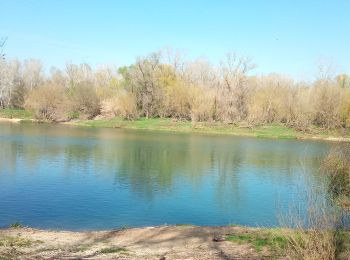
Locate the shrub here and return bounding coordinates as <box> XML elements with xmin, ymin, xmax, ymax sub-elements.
<box><xmin>100</xmin><ymin>91</ymin><xmax>138</xmax><ymax>120</ymax></box>
<box><xmin>310</xmin><ymin>83</ymin><xmax>343</xmax><ymax>129</ymax></box>
<box><xmin>163</xmin><ymin>81</ymin><xmax>191</xmax><ymax>120</ymax></box>
<box><xmin>280</xmin><ymin>150</ymin><xmax>350</xmax><ymax>260</ymax></box>
<box><xmin>68</xmin><ymin>82</ymin><xmax>100</xmax><ymax>119</ymax></box>
<box><xmin>10</xmin><ymin>221</ymin><xmax>23</xmax><ymax>228</ymax></box>
<box><xmin>281</xmin><ymin>192</ymin><xmax>339</xmax><ymax>260</ymax></box>
<box><xmin>189</xmin><ymin>86</ymin><xmax>215</xmax><ymax>122</ymax></box>
<box><xmin>247</xmin><ymin>84</ymin><xmax>284</xmax><ymax>125</ymax></box>
<box><xmin>10</xmin><ymin>82</ymin><xmax>27</xmax><ymax>109</ymax></box>
<box><xmin>25</xmin><ymin>83</ymin><xmax>68</xmax><ymax>121</ymax></box>
<box><xmin>323</xmin><ymin>144</ymin><xmax>350</xmax><ymax>206</ymax></box>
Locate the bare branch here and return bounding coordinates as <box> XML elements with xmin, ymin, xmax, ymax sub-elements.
<box><xmin>0</xmin><ymin>37</ymin><xmax>8</xmax><ymax>60</ymax></box>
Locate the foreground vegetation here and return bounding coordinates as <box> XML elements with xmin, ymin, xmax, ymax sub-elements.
<box><xmin>284</xmin><ymin>143</ymin><xmax>350</xmax><ymax>260</ymax></box>
<box><xmin>323</xmin><ymin>144</ymin><xmax>350</xmax><ymax>211</ymax></box>
<box><xmin>1</xmin><ymin>50</ymin><xmax>350</xmax><ymax>133</ymax></box>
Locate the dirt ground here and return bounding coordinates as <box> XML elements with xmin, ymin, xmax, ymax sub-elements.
<box><xmin>0</xmin><ymin>226</ymin><xmax>278</xmax><ymax>260</ymax></box>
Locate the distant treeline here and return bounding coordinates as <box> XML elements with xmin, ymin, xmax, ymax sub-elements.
<box><xmin>1</xmin><ymin>50</ymin><xmax>350</xmax><ymax>130</ymax></box>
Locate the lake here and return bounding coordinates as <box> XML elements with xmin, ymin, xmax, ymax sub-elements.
<box><xmin>0</xmin><ymin>122</ymin><xmax>332</xmax><ymax>230</ymax></box>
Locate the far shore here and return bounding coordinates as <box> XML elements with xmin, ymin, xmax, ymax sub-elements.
<box><xmin>1</xmin><ymin>115</ymin><xmax>350</xmax><ymax>143</ymax></box>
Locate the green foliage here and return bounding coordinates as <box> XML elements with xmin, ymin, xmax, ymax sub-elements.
<box><xmin>10</xmin><ymin>82</ymin><xmax>27</xmax><ymax>108</ymax></box>
<box><xmin>67</xmin><ymin>111</ymin><xmax>80</xmax><ymax>120</ymax></box>
<box><xmin>253</xmin><ymin>124</ymin><xmax>297</xmax><ymax>139</ymax></box>
<box><xmin>227</xmin><ymin>223</ymin><xmax>245</xmax><ymax>227</ymax></box>
<box><xmin>226</xmin><ymin>231</ymin><xmax>288</xmax><ymax>252</ymax></box>
<box><xmin>10</xmin><ymin>221</ymin><xmax>23</xmax><ymax>228</ymax></box>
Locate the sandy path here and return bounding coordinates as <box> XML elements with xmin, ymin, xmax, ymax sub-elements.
<box><xmin>0</xmin><ymin>226</ymin><xmax>275</xmax><ymax>260</ymax></box>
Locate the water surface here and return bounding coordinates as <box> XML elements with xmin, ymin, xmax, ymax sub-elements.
<box><xmin>0</xmin><ymin>122</ymin><xmax>331</xmax><ymax>230</ymax></box>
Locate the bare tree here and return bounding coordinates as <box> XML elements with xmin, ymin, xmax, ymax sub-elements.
<box><xmin>23</xmin><ymin>59</ymin><xmax>43</xmax><ymax>91</ymax></box>
<box><xmin>182</xmin><ymin>58</ymin><xmax>218</xmax><ymax>88</ymax></box>
<box><xmin>50</xmin><ymin>67</ymin><xmax>67</xmax><ymax>87</ymax></box>
<box><xmin>0</xmin><ymin>59</ymin><xmax>21</xmax><ymax>108</ymax></box>
<box><xmin>65</xmin><ymin>63</ymin><xmax>93</xmax><ymax>88</ymax></box>
<box><xmin>164</xmin><ymin>47</ymin><xmax>187</xmax><ymax>77</ymax></box>
<box><xmin>0</xmin><ymin>37</ymin><xmax>7</xmax><ymax>60</ymax></box>
<box><xmin>219</xmin><ymin>53</ymin><xmax>255</xmax><ymax>123</ymax></box>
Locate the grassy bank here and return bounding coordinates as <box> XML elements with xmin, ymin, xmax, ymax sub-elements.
<box><xmin>69</xmin><ymin>117</ymin><xmax>350</xmax><ymax>141</ymax></box>
<box><xmin>0</xmin><ymin>108</ymin><xmax>33</xmax><ymax>120</ymax></box>
<box><xmin>1</xmin><ymin>109</ymin><xmax>350</xmax><ymax>141</ymax></box>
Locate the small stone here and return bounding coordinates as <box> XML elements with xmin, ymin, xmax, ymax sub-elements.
<box><xmin>213</xmin><ymin>235</ymin><xmax>225</xmax><ymax>242</ymax></box>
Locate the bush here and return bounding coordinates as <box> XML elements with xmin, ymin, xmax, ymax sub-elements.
<box><xmin>25</xmin><ymin>84</ymin><xmax>68</xmax><ymax>121</ymax></box>
<box><xmin>247</xmin><ymin>84</ymin><xmax>284</xmax><ymax>125</ymax></box>
<box><xmin>68</xmin><ymin>82</ymin><xmax>100</xmax><ymax>119</ymax></box>
<box><xmin>10</xmin><ymin>82</ymin><xmax>27</xmax><ymax>109</ymax></box>
<box><xmin>189</xmin><ymin>86</ymin><xmax>215</xmax><ymax>122</ymax></box>
<box><xmin>100</xmin><ymin>91</ymin><xmax>138</xmax><ymax>120</ymax></box>
<box><xmin>281</xmin><ymin>186</ymin><xmax>340</xmax><ymax>260</ymax></box>
<box><xmin>311</xmin><ymin>83</ymin><xmax>343</xmax><ymax>129</ymax></box>
<box><xmin>163</xmin><ymin>81</ymin><xmax>191</xmax><ymax>120</ymax></box>
<box><xmin>10</xmin><ymin>221</ymin><xmax>23</xmax><ymax>228</ymax></box>
<box><xmin>323</xmin><ymin>145</ymin><xmax>350</xmax><ymax>204</ymax></box>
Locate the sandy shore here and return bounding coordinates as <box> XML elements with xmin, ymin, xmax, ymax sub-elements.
<box><xmin>0</xmin><ymin>226</ymin><xmax>280</xmax><ymax>260</ymax></box>
<box><xmin>0</xmin><ymin>117</ymin><xmax>22</xmax><ymax>123</ymax></box>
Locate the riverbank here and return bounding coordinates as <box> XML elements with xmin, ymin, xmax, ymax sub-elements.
<box><xmin>1</xmin><ymin>225</ymin><xmax>349</xmax><ymax>259</ymax></box>
<box><xmin>0</xmin><ymin>225</ymin><xmax>298</xmax><ymax>260</ymax></box>
<box><xmin>1</xmin><ymin>226</ymin><xmax>256</xmax><ymax>259</ymax></box>
<box><xmin>69</xmin><ymin>118</ymin><xmax>350</xmax><ymax>142</ymax></box>
<box><xmin>1</xmin><ymin>109</ymin><xmax>350</xmax><ymax>142</ymax></box>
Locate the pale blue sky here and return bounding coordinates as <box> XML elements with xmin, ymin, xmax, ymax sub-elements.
<box><xmin>1</xmin><ymin>0</ymin><xmax>350</xmax><ymax>79</ymax></box>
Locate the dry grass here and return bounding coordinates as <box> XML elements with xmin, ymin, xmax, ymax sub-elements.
<box><xmin>280</xmin><ymin>146</ymin><xmax>350</xmax><ymax>260</ymax></box>
<box><xmin>323</xmin><ymin>144</ymin><xmax>350</xmax><ymax>208</ymax></box>
<box><xmin>282</xmin><ymin>201</ymin><xmax>339</xmax><ymax>260</ymax></box>
<box><xmin>285</xmin><ymin>229</ymin><xmax>336</xmax><ymax>260</ymax></box>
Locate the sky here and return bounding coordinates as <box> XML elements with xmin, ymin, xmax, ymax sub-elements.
<box><xmin>1</xmin><ymin>0</ymin><xmax>350</xmax><ymax>79</ymax></box>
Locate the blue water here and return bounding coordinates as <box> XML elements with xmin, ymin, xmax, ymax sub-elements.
<box><xmin>0</xmin><ymin>122</ymin><xmax>331</xmax><ymax>230</ymax></box>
